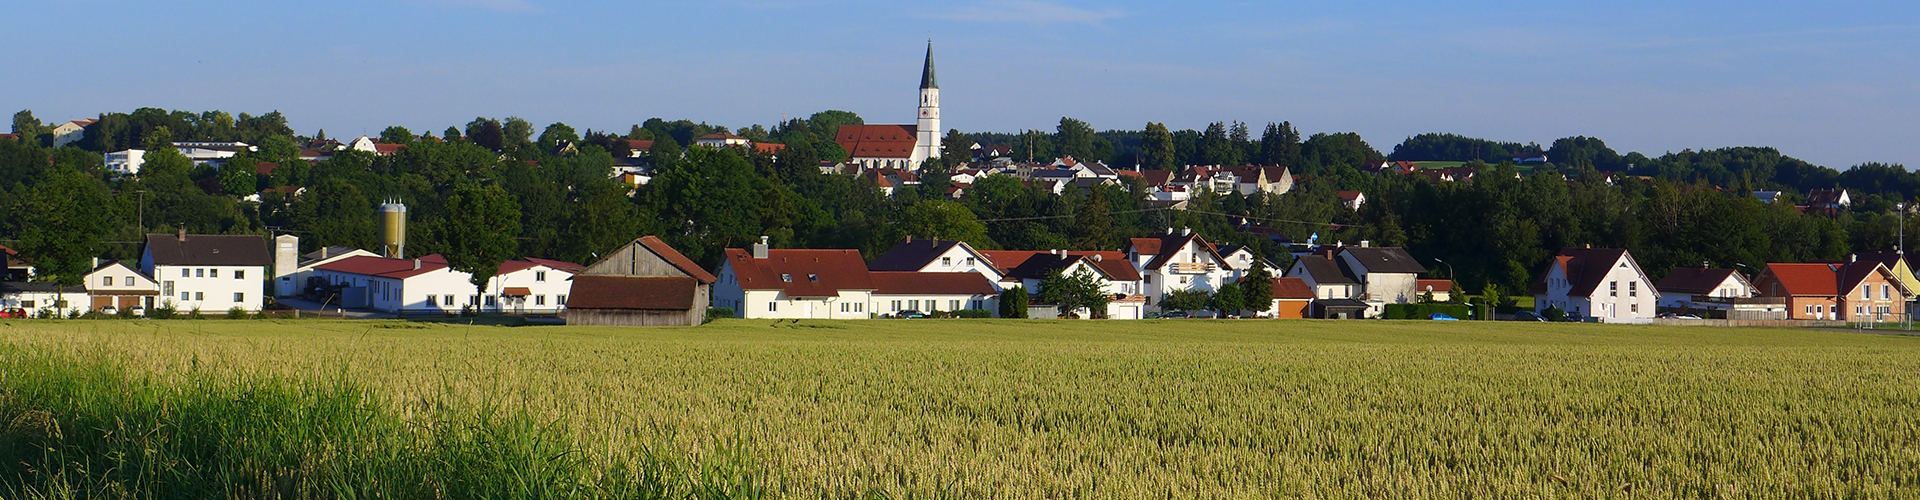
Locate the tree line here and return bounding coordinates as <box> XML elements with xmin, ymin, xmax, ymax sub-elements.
<box><xmin>3</xmin><ymin>107</ymin><xmax>1916</xmax><ymax>301</ymax></box>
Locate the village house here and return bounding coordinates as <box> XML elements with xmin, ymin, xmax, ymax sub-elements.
<box><xmin>51</xmin><ymin>118</ymin><xmax>96</xmax><ymax>148</ymax></box>
<box><xmin>1655</xmin><ymin>267</ymin><xmax>1756</xmax><ymax>310</ymax></box>
<box><xmin>1126</xmin><ymin>229</ymin><xmax>1235</xmax><ymax>313</ymax></box>
<box><xmin>868</xmin><ymin>238</ymin><xmax>1006</xmax><ymax>289</ymax></box>
<box><xmin>1752</xmin><ymin>260</ymin><xmax>1909</xmax><ymax>322</ymax></box>
<box><xmin>564</xmin><ymin>236</ymin><xmax>717</xmax><ymax>326</ymax></box>
<box><xmin>1415</xmin><ymin>279</ymin><xmax>1452</xmax><ymax>302</ymax></box>
<box><xmin>981</xmin><ymin>249</ymin><xmax>1145</xmax><ymax>319</ymax></box>
<box><xmin>141</xmin><ymin>231</ymin><xmax>271</xmax><ymax>313</ymax></box>
<box><xmin>311</xmin><ymin>254</ymin><xmax>579</xmax><ymax>314</ymax></box>
<box><xmin>83</xmin><ymin>260</ymin><xmax>160</xmax><ymax>314</ymax></box>
<box><xmin>1529</xmin><ymin>248</ymin><xmax>1658</xmax><ymax>322</ymax></box>
<box><xmin>714</xmin><ymin>242</ymin><xmax>877</xmax><ymax>319</ymax></box>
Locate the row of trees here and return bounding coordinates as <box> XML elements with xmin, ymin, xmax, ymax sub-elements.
<box><xmin>5</xmin><ymin>107</ymin><xmax>1917</xmax><ymax>306</ymax></box>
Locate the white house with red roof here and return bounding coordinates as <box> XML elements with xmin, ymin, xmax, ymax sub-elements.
<box><xmin>716</xmin><ymin>237</ymin><xmax>1002</xmax><ymax>319</ymax></box>
<box><xmin>1530</xmin><ymin>247</ymin><xmax>1658</xmax><ymax>322</ymax></box>
<box><xmin>312</xmin><ymin>254</ymin><xmax>578</xmax><ymax>314</ymax></box>
<box><xmin>1126</xmin><ymin>228</ymin><xmax>1235</xmax><ymax>313</ymax></box>
<box><xmin>52</xmin><ymin>118</ymin><xmax>96</xmax><ymax>148</ymax></box>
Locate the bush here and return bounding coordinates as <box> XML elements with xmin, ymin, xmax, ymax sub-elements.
<box><xmin>1383</xmin><ymin>303</ymin><xmax>1474</xmax><ymax>320</ymax></box>
<box><xmin>704</xmin><ymin>307</ymin><xmax>734</xmax><ymax>324</ymax></box>
<box><xmin>188</xmin><ymin>307</ymin><xmax>204</xmax><ymax>320</ymax></box>
<box><xmin>953</xmin><ymin>309</ymin><xmax>993</xmax><ymax>319</ymax></box>
<box><xmin>1543</xmin><ymin>306</ymin><xmax>1568</xmax><ymax>322</ymax></box>
<box><xmin>149</xmin><ymin>303</ymin><xmax>178</xmax><ymax>320</ymax></box>
<box><xmin>999</xmin><ymin>287</ymin><xmax>1029</xmax><ymax>319</ymax></box>
<box><xmin>226</xmin><ymin>307</ymin><xmax>250</xmax><ymax>319</ymax></box>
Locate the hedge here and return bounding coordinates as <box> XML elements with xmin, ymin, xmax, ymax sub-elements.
<box><xmin>1382</xmin><ymin>303</ymin><xmax>1474</xmax><ymax>320</ymax></box>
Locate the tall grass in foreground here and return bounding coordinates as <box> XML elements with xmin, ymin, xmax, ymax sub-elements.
<box><xmin>0</xmin><ymin>344</ymin><xmax>768</xmax><ymax>500</ymax></box>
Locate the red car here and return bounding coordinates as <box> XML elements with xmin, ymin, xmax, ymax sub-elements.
<box><xmin>0</xmin><ymin>308</ymin><xmax>26</xmax><ymax>319</ymax></box>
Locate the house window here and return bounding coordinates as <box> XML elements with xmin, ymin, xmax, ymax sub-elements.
<box><xmin>1863</xmin><ymin>285</ymin><xmax>1871</xmax><ymax>300</ymax></box>
<box><xmin>840</xmin><ymin>303</ymin><xmax>849</xmax><ymax>312</ymax></box>
<box><xmin>470</xmin><ymin>295</ymin><xmax>480</xmax><ymax>305</ymax></box>
<box><xmin>20</xmin><ymin>301</ymin><xmax>33</xmax><ymax>309</ymax></box>
<box><xmin>769</xmin><ymin>302</ymin><xmax>778</xmax><ymax>312</ymax></box>
<box><xmin>235</xmin><ymin>270</ymin><xmax>244</xmax><ymax>280</ymax></box>
<box><xmin>892</xmin><ymin>300</ymin><xmax>902</xmax><ymax>311</ymax></box>
<box><xmin>1628</xmin><ymin>282</ymin><xmax>1636</xmax><ymax>297</ymax></box>
<box><xmin>102</xmin><ymin>276</ymin><xmax>113</xmax><ymax>286</ymax></box>
<box><xmin>1181</xmin><ymin>276</ymin><xmax>1189</xmax><ymax>284</ymax></box>
<box><xmin>181</xmin><ymin>292</ymin><xmax>190</xmax><ymax>301</ymax></box>
<box><xmin>485</xmin><ymin>296</ymin><xmax>496</xmax><ymax>306</ymax></box>
<box><xmin>1146</xmin><ymin>275</ymin><xmax>1153</xmax><ymax>284</ymax></box>
<box><xmin>1883</xmin><ymin>285</ymin><xmax>1891</xmax><ymax>300</ymax></box>
<box><xmin>194</xmin><ymin>292</ymin><xmax>204</xmax><ymax>301</ymax></box>
<box><xmin>181</xmin><ymin>269</ymin><xmax>190</xmax><ymax>278</ymax></box>
<box><xmin>942</xmin><ymin>257</ymin><xmax>952</xmax><ymax>266</ymax></box>
<box><xmin>234</xmin><ymin>292</ymin><xmax>244</xmax><ymax>303</ymax></box>
<box><xmin>535</xmin><ymin>295</ymin><xmax>546</xmax><ymax>306</ymax></box>
<box><xmin>443</xmin><ymin>295</ymin><xmax>454</xmax><ymax>306</ymax></box>
<box><xmin>1805</xmin><ymin>305</ymin><xmax>1814</xmax><ymax>315</ymax></box>
<box><xmin>127</xmin><ymin>276</ymin><xmax>135</xmax><ymax>285</ymax></box>
<box><xmin>909</xmin><ymin>300</ymin><xmax>920</xmax><ymax>310</ymax></box>
<box><xmin>211</xmin><ymin>269</ymin><xmax>219</xmax><ymax>278</ymax></box>
<box><xmin>163</xmin><ymin>281</ymin><xmax>174</xmax><ymax>296</ymax></box>
<box><xmin>535</xmin><ymin>271</ymin><xmax>546</xmax><ymax>282</ymax></box>
<box><xmin>951</xmin><ymin>300</ymin><xmax>961</xmax><ymax>311</ymax></box>
<box><xmin>1609</xmin><ymin>281</ymin><xmax>1617</xmax><ymax>297</ymax></box>
<box><xmin>195</xmin><ymin>269</ymin><xmax>204</xmax><ymax>278</ymax></box>
<box><xmin>965</xmin><ymin>257</ymin><xmax>976</xmax><ymax>266</ymax></box>
<box><xmin>1630</xmin><ymin>303</ymin><xmax>1638</xmax><ymax>313</ymax></box>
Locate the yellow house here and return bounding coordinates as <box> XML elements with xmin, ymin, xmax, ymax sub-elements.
<box><xmin>1854</xmin><ymin>251</ymin><xmax>1920</xmax><ymax>297</ymax></box>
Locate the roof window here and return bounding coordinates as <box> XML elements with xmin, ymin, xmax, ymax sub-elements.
<box><xmin>781</xmin><ymin>274</ymin><xmax>792</xmax><ymax>282</ymax></box>
<box><xmin>808</xmin><ymin>274</ymin><xmax>819</xmax><ymax>282</ymax></box>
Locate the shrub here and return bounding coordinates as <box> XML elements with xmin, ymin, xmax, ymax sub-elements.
<box><xmin>954</xmin><ymin>309</ymin><xmax>994</xmax><ymax>319</ymax></box>
<box><xmin>149</xmin><ymin>303</ymin><xmax>178</xmax><ymax>320</ymax></box>
<box><xmin>1383</xmin><ymin>303</ymin><xmax>1474</xmax><ymax>320</ymax></box>
<box><xmin>999</xmin><ymin>286</ymin><xmax>1029</xmax><ymax>319</ymax></box>
<box><xmin>705</xmin><ymin>307</ymin><xmax>734</xmax><ymax>324</ymax></box>
<box><xmin>226</xmin><ymin>307</ymin><xmax>250</xmax><ymax>319</ymax></box>
<box><xmin>1543</xmin><ymin>306</ymin><xmax>1568</xmax><ymax>322</ymax></box>
<box><xmin>188</xmin><ymin>308</ymin><xmax>204</xmax><ymax>320</ymax></box>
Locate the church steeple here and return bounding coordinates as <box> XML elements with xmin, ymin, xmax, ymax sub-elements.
<box><xmin>920</xmin><ymin>41</ymin><xmax>938</xmax><ymax>90</ymax></box>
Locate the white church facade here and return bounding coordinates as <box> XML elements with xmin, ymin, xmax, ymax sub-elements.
<box><xmin>836</xmin><ymin>43</ymin><xmax>943</xmax><ymax>171</ymax></box>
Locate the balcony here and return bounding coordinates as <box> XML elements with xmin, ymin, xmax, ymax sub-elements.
<box><xmin>1168</xmin><ymin>262</ymin><xmax>1216</xmax><ymax>274</ymax></box>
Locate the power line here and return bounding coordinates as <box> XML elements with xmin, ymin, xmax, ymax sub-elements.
<box><xmin>974</xmin><ymin>206</ymin><xmax>1362</xmax><ymax>231</ymax></box>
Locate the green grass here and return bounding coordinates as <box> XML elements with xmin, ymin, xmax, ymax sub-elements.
<box><xmin>3</xmin><ymin>318</ymin><xmax>1919</xmax><ymax>498</ymax></box>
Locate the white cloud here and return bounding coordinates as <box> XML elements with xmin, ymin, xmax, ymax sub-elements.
<box><xmin>933</xmin><ymin>1</ymin><xmax>1123</xmax><ymax>25</ymax></box>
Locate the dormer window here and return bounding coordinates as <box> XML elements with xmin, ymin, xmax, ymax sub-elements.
<box><xmin>781</xmin><ymin>274</ymin><xmax>793</xmax><ymax>282</ymax></box>
<box><xmin>942</xmin><ymin>257</ymin><xmax>952</xmax><ymax>266</ymax></box>
<box><xmin>807</xmin><ymin>274</ymin><xmax>819</xmax><ymax>282</ymax></box>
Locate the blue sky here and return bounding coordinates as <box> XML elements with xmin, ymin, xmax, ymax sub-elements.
<box><xmin>8</xmin><ymin>1</ymin><xmax>1916</xmax><ymax>168</ymax></box>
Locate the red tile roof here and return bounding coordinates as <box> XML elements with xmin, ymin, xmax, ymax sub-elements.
<box><xmin>566</xmin><ymin>276</ymin><xmax>698</xmax><ymax>310</ymax></box>
<box><xmin>1125</xmin><ymin>233</ymin><xmax>1231</xmax><ymax>271</ymax></box>
<box><xmin>1336</xmin><ymin>190</ymin><xmax>1363</xmax><ymax>201</ymax></box>
<box><xmin>1759</xmin><ymin>263</ymin><xmax>1842</xmax><ymax>296</ymax></box>
<box><xmin>1273</xmin><ymin>277</ymin><xmax>1315</xmax><ymax>300</ymax></box>
<box><xmin>523</xmin><ymin>257</ymin><xmax>586</xmax><ymax>274</ymax></box>
<box><xmin>253</xmin><ymin>162</ymin><xmax>280</xmax><ymax>175</ymax></box>
<box><xmin>1415</xmin><ymin>278</ymin><xmax>1451</xmax><ymax>293</ymax></box>
<box><xmin>980</xmin><ymin>250</ymin><xmax>1142</xmax><ymax>282</ymax></box>
<box><xmin>835</xmin><ymin>124</ymin><xmax>917</xmax><ymax>159</ymax></box>
<box><xmin>501</xmin><ymin>287</ymin><xmax>533</xmax><ymax>296</ymax></box>
<box><xmin>754</xmin><ymin>143</ymin><xmax>787</xmax><ymax>154</ymax></box>
<box><xmin>636</xmin><ymin>236</ymin><xmax>716</xmax><ymax>283</ymax></box>
<box><xmin>624</xmin><ymin>139</ymin><xmax>655</xmax><ymax>151</ymax></box>
<box><xmin>869</xmin><ymin>272</ymin><xmax>997</xmax><ymax>295</ymax></box>
<box><xmin>724</xmin><ymin>248</ymin><xmax>874</xmax><ymax>297</ymax></box>
<box><xmin>373</xmin><ymin>143</ymin><xmax>405</xmax><ymax>155</ymax></box>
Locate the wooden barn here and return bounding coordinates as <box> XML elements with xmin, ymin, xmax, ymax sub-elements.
<box><xmin>563</xmin><ymin>236</ymin><xmax>716</xmax><ymax>326</ymax></box>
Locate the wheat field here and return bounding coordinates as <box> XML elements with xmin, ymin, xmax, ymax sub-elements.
<box><xmin>4</xmin><ymin>318</ymin><xmax>1919</xmax><ymax>498</ymax></box>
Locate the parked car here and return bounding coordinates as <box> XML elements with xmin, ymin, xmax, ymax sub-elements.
<box><xmin>894</xmin><ymin>310</ymin><xmax>926</xmax><ymax>319</ymax></box>
<box><xmin>1191</xmin><ymin>310</ymin><xmax>1220</xmax><ymax>319</ymax></box>
<box><xmin>1143</xmin><ymin>312</ymin><xmax>1162</xmax><ymax>319</ymax></box>
<box><xmin>1161</xmin><ymin>311</ymin><xmax>1192</xmax><ymax>319</ymax></box>
<box><xmin>1429</xmin><ymin>313</ymin><xmax>1460</xmax><ymax>321</ymax></box>
<box><xmin>1511</xmin><ymin>311</ymin><xmax>1546</xmax><ymax>322</ymax></box>
<box><xmin>0</xmin><ymin>308</ymin><xmax>24</xmax><ymax>319</ymax></box>
<box><xmin>1656</xmin><ymin>313</ymin><xmax>1702</xmax><ymax>320</ymax></box>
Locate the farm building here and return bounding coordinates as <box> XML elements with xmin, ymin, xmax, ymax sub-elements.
<box><xmin>564</xmin><ymin>236</ymin><xmax>716</xmax><ymax>326</ymax></box>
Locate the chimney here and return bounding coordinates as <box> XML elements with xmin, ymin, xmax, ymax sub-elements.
<box><xmin>92</xmin><ymin>257</ymin><xmax>99</xmax><ymax>268</ymax></box>
<box><xmin>1183</xmin><ymin>228</ymin><xmax>1192</xmax><ymax>236</ymax></box>
<box><xmin>1092</xmin><ymin>254</ymin><xmax>1103</xmax><ymax>262</ymax></box>
<box><xmin>906</xmin><ymin>235</ymin><xmax>913</xmax><ymax>242</ymax></box>
<box><xmin>413</xmin><ymin>258</ymin><xmax>422</xmax><ymax>270</ymax></box>
<box><xmin>753</xmin><ymin>236</ymin><xmax>769</xmax><ymax>259</ymax></box>
<box><xmin>1166</xmin><ymin>227</ymin><xmax>1175</xmax><ymax>235</ymax></box>
<box><xmin>1360</xmin><ymin>240</ymin><xmax>1371</xmax><ymax>248</ymax></box>
<box><xmin>177</xmin><ymin>228</ymin><xmax>187</xmax><ymax>242</ymax></box>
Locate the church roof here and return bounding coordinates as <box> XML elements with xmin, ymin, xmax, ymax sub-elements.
<box><xmin>836</xmin><ymin>124</ymin><xmax>918</xmax><ymax>159</ymax></box>
<box><xmin>920</xmin><ymin>42</ymin><xmax>937</xmax><ymax>89</ymax></box>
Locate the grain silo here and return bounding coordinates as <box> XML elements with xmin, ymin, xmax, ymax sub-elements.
<box><xmin>380</xmin><ymin>200</ymin><xmax>406</xmax><ymax>259</ymax></box>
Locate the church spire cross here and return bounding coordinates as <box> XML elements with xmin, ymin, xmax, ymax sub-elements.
<box><xmin>920</xmin><ymin>41</ymin><xmax>938</xmax><ymax>90</ymax></box>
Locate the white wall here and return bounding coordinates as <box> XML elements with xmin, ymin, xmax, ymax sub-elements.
<box><xmin>155</xmin><ymin>265</ymin><xmax>265</xmax><ymax>312</ymax></box>
<box><xmin>872</xmin><ymin>293</ymin><xmax>995</xmax><ymax>316</ymax></box>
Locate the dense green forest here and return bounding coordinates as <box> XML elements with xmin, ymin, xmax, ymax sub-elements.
<box><xmin>3</xmin><ymin>108</ymin><xmax>1916</xmax><ymax>296</ymax></box>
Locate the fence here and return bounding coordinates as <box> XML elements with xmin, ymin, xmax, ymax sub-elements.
<box><xmin>1647</xmin><ymin>318</ymin><xmax>1845</xmax><ymax>328</ymax></box>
